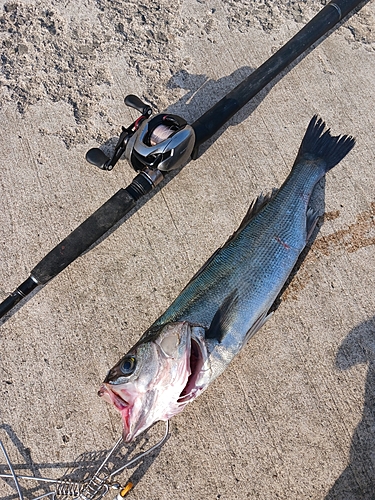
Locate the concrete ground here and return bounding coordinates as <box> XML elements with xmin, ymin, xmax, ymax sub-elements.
<box><xmin>1</xmin><ymin>0</ymin><xmax>375</xmax><ymax>498</ymax></box>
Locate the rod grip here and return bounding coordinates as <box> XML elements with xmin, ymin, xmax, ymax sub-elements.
<box><xmin>31</xmin><ymin>188</ymin><xmax>136</xmax><ymax>284</ymax></box>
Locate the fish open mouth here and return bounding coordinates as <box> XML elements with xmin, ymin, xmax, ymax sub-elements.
<box><xmin>98</xmin><ymin>384</ymin><xmax>134</xmax><ymax>440</ymax></box>
<box><xmin>179</xmin><ymin>338</ymin><xmax>205</xmax><ymax>402</ymax></box>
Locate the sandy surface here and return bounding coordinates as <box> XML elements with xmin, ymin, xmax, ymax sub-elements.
<box><xmin>1</xmin><ymin>0</ymin><xmax>375</xmax><ymax>499</ymax></box>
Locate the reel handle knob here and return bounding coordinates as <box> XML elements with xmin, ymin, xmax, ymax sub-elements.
<box><xmin>124</xmin><ymin>95</ymin><xmax>152</xmax><ymax>117</ymax></box>
<box><xmin>85</xmin><ymin>148</ymin><xmax>113</xmax><ymax>170</ymax></box>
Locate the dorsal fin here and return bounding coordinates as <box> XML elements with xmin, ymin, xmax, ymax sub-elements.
<box><xmin>225</xmin><ymin>189</ymin><xmax>278</xmax><ymax>244</ymax></box>
<box><xmin>182</xmin><ymin>189</ymin><xmax>278</xmax><ymax>287</ymax></box>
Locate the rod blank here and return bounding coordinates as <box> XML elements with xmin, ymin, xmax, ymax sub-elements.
<box><xmin>191</xmin><ymin>0</ymin><xmax>363</xmax><ymax>156</ymax></box>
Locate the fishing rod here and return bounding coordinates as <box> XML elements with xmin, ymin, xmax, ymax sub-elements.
<box><xmin>0</xmin><ymin>0</ymin><xmax>365</xmax><ymax>320</ymax></box>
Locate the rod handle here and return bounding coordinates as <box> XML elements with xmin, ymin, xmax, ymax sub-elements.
<box><xmin>31</xmin><ymin>171</ymin><xmax>159</xmax><ymax>285</ymax></box>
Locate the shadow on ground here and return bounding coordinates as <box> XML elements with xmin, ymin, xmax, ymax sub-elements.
<box><xmin>326</xmin><ymin>316</ymin><xmax>375</xmax><ymax>500</ymax></box>
<box><xmin>0</xmin><ymin>422</ymin><xmax>168</xmax><ymax>500</ymax></box>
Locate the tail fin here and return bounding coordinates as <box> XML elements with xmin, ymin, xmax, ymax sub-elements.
<box><xmin>294</xmin><ymin>115</ymin><xmax>355</xmax><ymax>172</ymax></box>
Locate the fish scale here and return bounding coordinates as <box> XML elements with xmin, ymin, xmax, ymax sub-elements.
<box><xmin>153</xmin><ymin>164</ymin><xmax>322</xmax><ymax>338</ymax></box>
<box><xmin>100</xmin><ymin>116</ymin><xmax>355</xmax><ymax>442</ymax></box>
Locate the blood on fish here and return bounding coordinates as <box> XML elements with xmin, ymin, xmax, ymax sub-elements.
<box><xmin>274</xmin><ymin>235</ymin><xmax>290</xmax><ymax>250</ymax></box>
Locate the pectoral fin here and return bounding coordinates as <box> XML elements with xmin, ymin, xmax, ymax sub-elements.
<box><xmin>206</xmin><ymin>290</ymin><xmax>239</xmax><ymax>343</ymax></box>
<box><xmin>206</xmin><ymin>293</ymin><xmax>272</xmax><ymax>346</ymax></box>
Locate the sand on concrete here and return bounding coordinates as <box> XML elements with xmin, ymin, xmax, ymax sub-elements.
<box><xmin>1</xmin><ymin>1</ymin><xmax>375</xmax><ymax>498</ymax></box>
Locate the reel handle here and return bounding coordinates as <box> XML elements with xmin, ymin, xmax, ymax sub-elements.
<box><xmin>124</xmin><ymin>95</ymin><xmax>152</xmax><ymax>117</ymax></box>
<box><xmin>85</xmin><ymin>148</ymin><xmax>112</xmax><ymax>170</ymax></box>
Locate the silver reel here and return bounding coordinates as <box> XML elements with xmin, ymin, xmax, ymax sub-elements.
<box><xmin>86</xmin><ymin>95</ymin><xmax>195</xmax><ymax>174</ymax></box>
<box><xmin>126</xmin><ymin>113</ymin><xmax>195</xmax><ymax>172</ymax></box>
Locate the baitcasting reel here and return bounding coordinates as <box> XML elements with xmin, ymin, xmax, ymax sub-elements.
<box><xmin>86</xmin><ymin>95</ymin><xmax>195</xmax><ymax>174</ymax></box>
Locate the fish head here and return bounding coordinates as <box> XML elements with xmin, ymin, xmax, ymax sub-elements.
<box><xmin>99</xmin><ymin>322</ymin><xmax>194</xmax><ymax>442</ymax></box>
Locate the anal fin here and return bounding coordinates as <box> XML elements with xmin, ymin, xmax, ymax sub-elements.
<box><xmin>306</xmin><ymin>207</ymin><xmax>319</xmax><ymax>242</ymax></box>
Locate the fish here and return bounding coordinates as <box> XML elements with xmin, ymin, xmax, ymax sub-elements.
<box><xmin>99</xmin><ymin>116</ymin><xmax>355</xmax><ymax>442</ymax></box>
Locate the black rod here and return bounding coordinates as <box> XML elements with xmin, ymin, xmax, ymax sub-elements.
<box><xmin>0</xmin><ymin>0</ymin><xmax>365</xmax><ymax>320</ymax></box>
<box><xmin>0</xmin><ymin>172</ymin><xmax>158</xmax><ymax>319</ymax></box>
<box><xmin>191</xmin><ymin>0</ymin><xmax>364</xmax><ymax>155</ymax></box>
<box><xmin>0</xmin><ymin>277</ymin><xmax>38</xmax><ymax>318</ymax></box>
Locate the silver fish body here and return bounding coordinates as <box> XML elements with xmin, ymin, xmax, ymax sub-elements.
<box><xmin>99</xmin><ymin>116</ymin><xmax>355</xmax><ymax>441</ymax></box>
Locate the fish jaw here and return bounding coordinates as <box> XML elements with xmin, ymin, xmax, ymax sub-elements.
<box><xmin>99</xmin><ymin>382</ymin><xmax>155</xmax><ymax>441</ymax></box>
<box><xmin>99</xmin><ymin>380</ymin><xmax>141</xmax><ymax>438</ymax></box>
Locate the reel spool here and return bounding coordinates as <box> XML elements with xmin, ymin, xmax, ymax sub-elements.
<box><xmin>149</xmin><ymin>124</ymin><xmax>175</xmax><ymax>146</ymax></box>
<box><xmin>125</xmin><ymin>113</ymin><xmax>195</xmax><ymax>173</ymax></box>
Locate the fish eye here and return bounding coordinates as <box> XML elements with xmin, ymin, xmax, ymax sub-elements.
<box><xmin>120</xmin><ymin>355</ymin><xmax>136</xmax><ymax>376</ymax></box>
